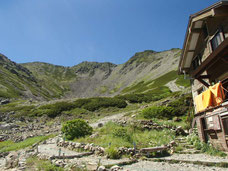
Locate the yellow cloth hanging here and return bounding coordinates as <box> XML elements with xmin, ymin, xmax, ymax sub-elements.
<box><xmin>194</xmin><ymin>82</ymin><xmax>225</xmax><ymax>113</ymax></box>
<box><xmin>195</xmin><ymin>89</ymin><xmax>212</xmax><ymax>113</ymax></box>
<box><xmin>195</xmin><ymin>93</ymin><xmax>204</xmax><ymax>113</ymax></box>
<box><xmin>209</xmin><ymin>82</ymin><xmax>225</xmax><ymax>106</ymax></box>
<box><xmin>202</xmin><ymin>89</ymin><xmax>213</xmax><ymax>108</ymax></box>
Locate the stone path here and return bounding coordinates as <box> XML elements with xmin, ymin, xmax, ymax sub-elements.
<box><xmin>37</xmin><ymin>140</ymin><xmax>134</xmax><ymax>168</ymax></box>
<box><xmin>38</xmin><ymin>143</ymin><xmax>80</xmax><ymax>157</ymax></box>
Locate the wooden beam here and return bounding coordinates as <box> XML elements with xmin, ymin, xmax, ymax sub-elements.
<box><xmin>198</xmin><ymin>75</ymin><xmax>211</xmax><ymax>79</ymax></box>
<box><xmin>190</xmin><ymin>28</ymin><xmax>202</xmax><ymax>34</ymax></box>
<box><xmin>192</xmin><ymin>9</ymin><xmax>215</xmax><ymax>22</ymax></box>
<box><xmin>140</xmin><ymin>146</ymin><xmax>169</xmax><ymax>153</ymax></box>
<box><xmin>214</xmin><ymin>6</ymin><xmax>228</xmax><ymax>17</ymax></box>
<box><xmin>197</xmin><ymin>77</ymin><xmax>210</xmax><ymax>87</ymax></box>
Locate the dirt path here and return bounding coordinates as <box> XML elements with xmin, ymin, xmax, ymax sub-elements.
<box><xmin>89</xmin><ymin>112</ymin><xmax>127</xmax><ymax>128</ymax></box>
<box><xmin>166</xmin><ymin>79</ymin><xmax>184</xmax><ymax>92</ymax></box>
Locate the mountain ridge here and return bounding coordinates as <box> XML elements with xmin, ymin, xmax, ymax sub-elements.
<box><xmin>0</xmin><ymin>48</ymin><xmax>186</xmax><ymax>100</ymax></box>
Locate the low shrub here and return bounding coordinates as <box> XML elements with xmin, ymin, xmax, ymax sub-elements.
<box><xmin>26</xmin><ymin>157</ymin><xmax>64</xmax><ymax>171</ymax></box>
<box><xmin>61</xmin><ymin>119</ymin><xmax>93</xmax><ymax>140</ymax></box>
<box><xmin>141</xmin><ymin>106</ymin><xmax>177</xmax><ymax>119</ymax></box>
<box><xmin>32</xmin><ymin>101</ymin><xmax>76</xmax><ymax>118</ymax></box>
<box><xmin>83</xmin><ymin>97</ymin><xmax>127</xmax><ymax>111</ymax></box>
<box><xmin>187</xmin><ymin>133</ymin><xmax>227</xmax><ymax>157</ymax></box>
<box><xmin>175</xmin><ymin>145</ymin><xmax>183</xmax><ymax>153</ymax></box>
<box><xmin>167</xmin><ymin>93</ymin><xmax>192</xmax><ymax>117</ymax></box>
<box><xmin>73</xmin><ymin>99</ymin><xmax>92</xmax><ymax>108</ymax></box>
<box><xmin>117</xmin><ymin>93</ymin><xmax>166</xmax><ymax>104</ymax></box>
<box><xmin>106</xmin><ymin>146</ymin><xmax>121</xmax><ymax>159</ymax></box>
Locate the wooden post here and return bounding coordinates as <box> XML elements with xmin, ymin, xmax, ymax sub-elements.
<box><xmin>59</xmin><ymin>148</ymin><xmax>61</xmax><ymax>157</ymax></box>
<box><xmin>133</xmin><ymin>142</ymin><xmax>136</xmax><ymax>154</ymax></box>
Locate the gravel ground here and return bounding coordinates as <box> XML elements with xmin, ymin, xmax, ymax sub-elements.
<box><xmin>123</xmin><ymin>160</ymin><xmax>228</xmax><ymax>171</ymax></box>
<box><xmin>163</xmin><ymin>153</ymin><xmax>228</xmax><ymax>163</ymax></box>
<box><xmin>69</xmin><ymin>155</ymin><xmax>132</xmax><ymax>166</ymax></box>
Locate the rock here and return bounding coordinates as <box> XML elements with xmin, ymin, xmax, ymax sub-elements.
<box><xmin>90</xmin><ymin>132</ymin><xmax>99</xmax><ymax>138</ymax></box>
<box><xmin>175</xmin><ymin>126</ymin><xmax>187</xmax><ymax>136</ymax></box>
<box><xmin>173</xmin><ymin>117</ymin><xmax>181</xmax><ymax>122</ymax></box>
<box><xmin>0</xmin><ymin>123</ymin><xmax>19</xmax><ymax>130</ymax></box>
<box><xmin>169</xmin><ymin>140</ymin><xmax>176</xmax><ymax>147</ymax></box>
<box><xmin>87</xmin><ymin>162</ymin><xmax>98</xmax><ymax>171</ymax></box>
<box><xmin>98</xmin><ymin>165</ymin><xmax>106</xmax><ymax>171</ymax></box>
<box><xmin>0</xmin><ymin>134</ymin><xmax>9</xmax><ymax>141</ymax></box>
<box><xmin>54</xmin><ymin>160</ymin><xmax>66</xmax><ymax>167</ymax></box>
<box><xmin>110</xmin><ymin>165</ymin><xmax>120</xmax><ymax>171</ymax></box>
<box><xmin>75</xmin><ymin>143</ymin><xmax>81</xmax><ymax>148</ymax></box>
<box><xmin>99</xmin><ymin>147</ymin><xmax>105</xmax><ymax>154</ymax></box>
<box><xmin>84</xmin><ymin>144</ymin><xmax>90</xmax><ymax>150</ymax></box>
<box><xmin>98</xmin><ymin>123</ymin><xmax>103</xmax><ymax>128</ymax></box>
<box><xmin>0</xmin><ymin>99</ymin><xmax>10</xmax><ymax>105</ymax></box>
<box><xmin>5</xmin><ymin>152</ymin><xmax>19</xmax><ymax>169</ymax></box>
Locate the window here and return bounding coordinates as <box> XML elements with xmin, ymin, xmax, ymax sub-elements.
<box><xmin>222</xmin><ymin>117</ymin><xmax>228</xmax><ymax>136</ymax></box>
<box><xmin>192</xmin><ymin>52</ymin><xmax>203</xmax><ymax>70</ymax></box>
<box><xmin>210</xmin><ymin>30</ymin><xmax>224</xmax><ymax>51</ymax></box>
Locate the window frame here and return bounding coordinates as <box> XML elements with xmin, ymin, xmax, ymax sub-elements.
<box><xmin>209</xmin><ymin>28</ymin><xmax>225</xmax><ymax>52</ymax></box>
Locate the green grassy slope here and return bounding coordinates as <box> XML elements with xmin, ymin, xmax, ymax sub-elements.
<box><xmin>122</xmin><ymin>70</ymin><xmax>190</xmax><ymax>95</ymax></box>
<box><xmin>22</xmin><ymin>62</ymin><xmax>77</xmax><ymax>98</ymax></box>
<box><xmin>0</xmin><ymin>54</ymin><xmax>51</xmax><ymax>99</ymax></box>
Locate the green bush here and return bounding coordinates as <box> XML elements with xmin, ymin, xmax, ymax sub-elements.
<box><xmin>167</xmin><ymin>94</ymin><xmax>192</xmax><ymax>116</ymax></box>
<box><xmin>106</xmin><ymin>146</ymin><xmax>121</xmax><ymax>159</ymax></box>
<box><xmin>141</xmin><ymin>106</ymin><xmax>177</xmax><ymax>119</ymax></box>
<box><xmin>61</xmin><ymin>119</ymin><xmax>93</xmax><ymax>140</ymax></box>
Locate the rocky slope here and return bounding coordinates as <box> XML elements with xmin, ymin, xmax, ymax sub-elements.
<box><xmin>0</xmin><ymin>48</ymin><xmax>185</xmax><ymax>99</ymax></box>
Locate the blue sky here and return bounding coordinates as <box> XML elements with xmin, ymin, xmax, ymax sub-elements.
<box><xmin>0</xmin><ymin>0</ymin><xmax>219</xmax><ymax>66</ymax></box>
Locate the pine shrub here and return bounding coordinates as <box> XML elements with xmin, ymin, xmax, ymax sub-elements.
<box><xmin>61</xmin><ymin>119</ymin><xmax>93</xmax><ymax>140</ymax></box>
